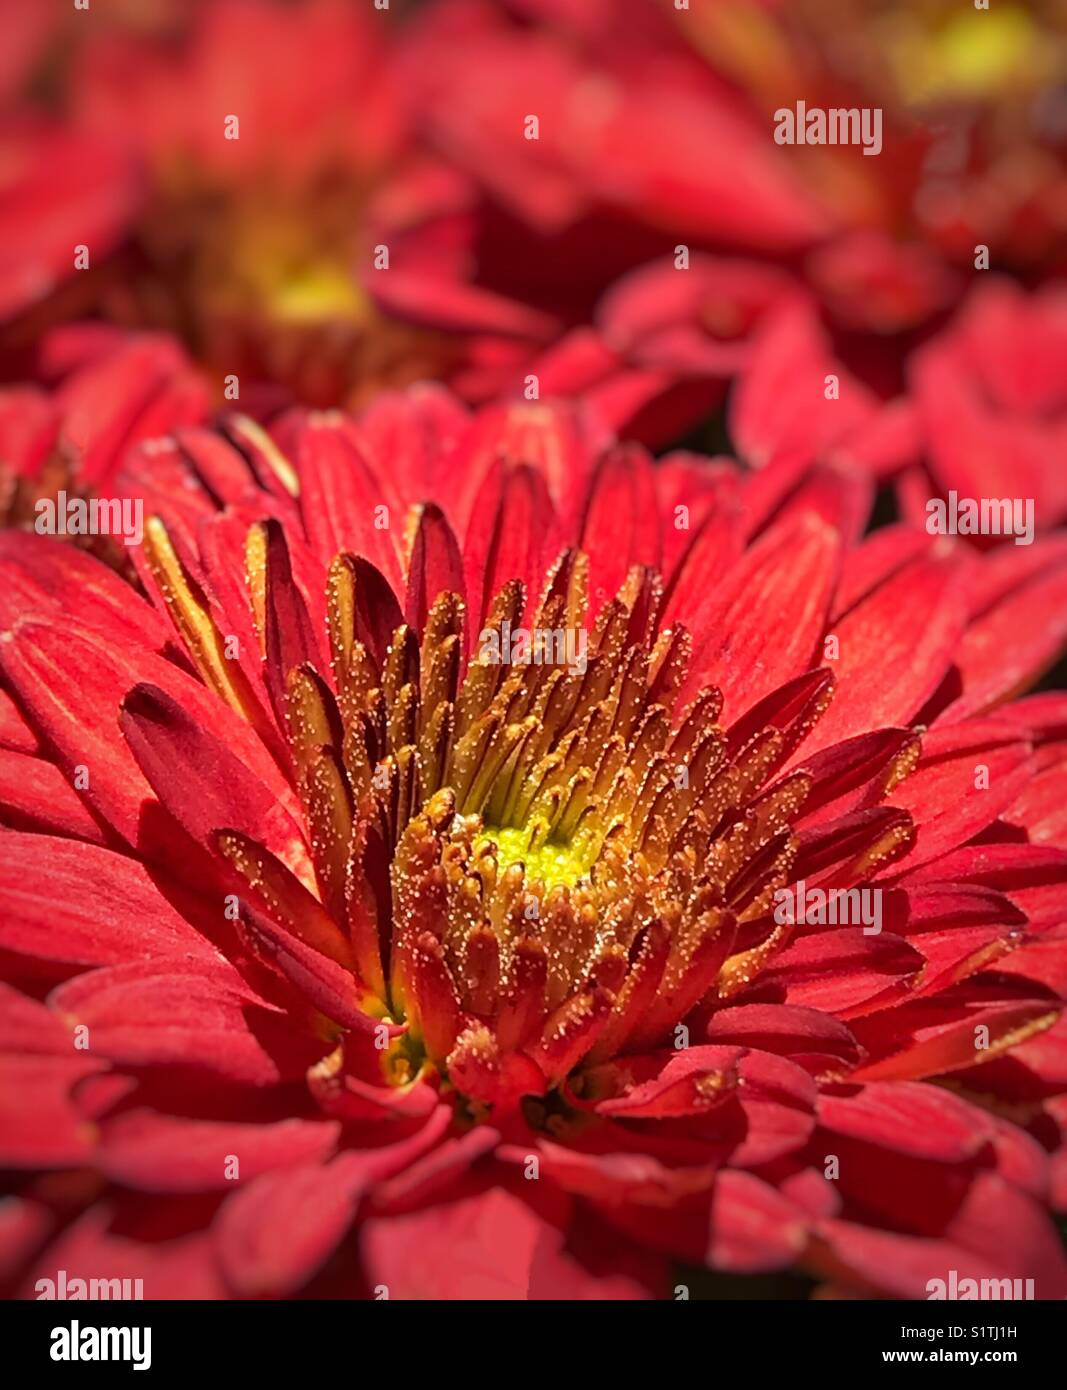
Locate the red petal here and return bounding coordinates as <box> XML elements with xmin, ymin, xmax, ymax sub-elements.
<box><xmin>0</xmin><ymin>982</ymin><xmax>75</xmax><ymax>1053</ymax></box>
<box><xmin>851</xmin><ymin>995</ymin><xmax>1059</xmax><ymax>1083</ymax></box>
<box><xmin>996</xmin><ymin>927</ymin><xmax>1067</xmax><ymax>1000</ymax></box>
<box><xmin>463</xmin><ymin>460</ymin><xmax>555</xmax><ymax>634</ymax></box>
<box><xmin>21</xmin><ymin>1203</ymin><xmax>227</xmax><ymax>1300</ymax></box>
<box><xmin>578</xmin><ymin>444</ymin><xmax>661</xmax><ymax>610</ymax></box>
<box><xmin>501</xmin><ymin>1134</ymin><xmax>717</xmax><ymax>1206</ymax></box>
<box><xmin>361</xmin><ymin>1184</ymin><xmax>657</xmax><ymax>1300</ymax></box>
<box><xmin>58</xmin><ymin>334</ymin><xmax>208</xmax><ymax>489</ymax></box>
<box><xmin>705</xmin><ymin>1003</ymin><xmax>862</xmax><ymax>1074</ymax></box>
<box><xmin>356</xmin><ymin>385</ymin><xmax>469</xmax><ymax>509</ymax></box>
<box><xmin>405</xmin><ymin>502</ymin><xmax>465</xmax><ymax>635</ymax></box>
<box><xmin>731</xmin><ymin>302</ymin><xmax>881</xmax><ymax>468</ymax></box>
<box><xmin>235</xmin><ymin>897</ymin><xmax>378</xmax><ymax>1035</ymax></box>
<box><xmin>775</xmin><ymin>462</ymin><xmax>873</xmax><ymax>547</ymax></box>
<box><xmin>0</xmin><ymin>830</ymin><xmax>225</xmax><ymax>970</ymax></box>
<box><xmin>706</xmin><ymin>1170</ymin><xmax>808</xmax><ymax>1272</ymax></box>
<box><xmin>214</xmin><ymin>1107</ymin><xmax>453</xmax><ymax>1296</ymax></box>
<box><xmin>0</xmin><ymin>531</ymin><xmax>171</xmax><ymax>653</ymax></box>
<box><xmin>0</xmin><ymin>1196</ymin><xmax>54</xmax><ymax>1286</ymax></box>
<box><xmin>815</xmin><ymin>1210</ymin><xmax>1058</xmax><ymax>1300</ymax></box>
<box><xmin>372</xmin><ymin>1127</ymin><xmax>502</xmax><ymax>1213</ymax></box>
<box><xmin>685</xmin><ymin>513</ymin><xmax>839</xmax><ymax>719</ymax></box>
<box><xmin>48</xmin><ymin>962</ymin><xmax>311</xmax><ymax>1086</ymax></box>
<box><xmin>657</xmin><ymin>458</ymin><xmax>743</xmax><ymax>599</ymax></box>
<box><xmin>760</xmin><ymin>929</ymin><xmax>923</xmax><ymax>1015</ymax></box>
<box><xmin>0</xmin><ymin>616</ymin><xmax>292</xmax><ymax>855</ymax></box>
<box><xmin>120</xmin><ymin>682</ymin><xmax>311</xmax><ymax>887</ymax></box>
<box><xmin>0</xmin><ymin>688</ymin><xmax>39</xmax><ymax>754</ymax></box>
<box><xmin>0</xmin><ymin>748</ymin><xmax>109</xmax><ymax>843</ymax></box>
<box><xmin>262</xmin><ymin>519</ymin><xmax>327</xmax><ymax>714</ymax></box>
<box><xmin>596</xmin><ymin>1046</ymin><xmax>745</xmax><ymax>1120</ymax></box>
<box><xmin>0</xmin><ymin>1054</ymin><xmax>101</xmax><ymax>1167</ymax></box>
<box><xmin>900</xmin><ymin>842</ymin><xmax>1067</xmax><ymax>930</ymax></box>
<box><xmin>798</xmin><ymin>552</ymin><xmax>967</xmax><ymax>759</ymax></box>
<box><xmin>297</xmin><ymin>416</ymin><xmax>402</xmax><ymax>589</ymax></box>
<box><xmin>1003</xmin><ymin>752</ymin><xmax>1067</xmax><ymax>847</ymax></box>
<box><xmin>817</xmin><ymin>1081</ymin><xmax>990</xmax><ymax>1162</ymax></box>
<box><xmin>878</xmin><ymin>720</ymin><xmax>1031</xmax><ymax>876</ymax></box>
<box><xmin>832</xmin><ymin>524</ymin><xmax>937</xmax><ymax>622</ymax></box>
<box><xmin>935</xmin><ymin>559</ymin><xmax>1067</xmax><ymax>723</ymax></box>
<box><xmin>794</xmin><ymin>726</ymin><xmax>917</xmax><ymax>828</ymax></box>
<box><xmin>724</xmin><ymin>1049</ymin><xmax>818</xmax><ymax>1167</ymax></box>
<box><xmin>99</xmin><ymin>1111</ymin><xmax>340</xmax><ymax>1193</ymax></box>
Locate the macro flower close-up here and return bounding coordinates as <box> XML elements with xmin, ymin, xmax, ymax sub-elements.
<box><xmin>0</xmin><ymin>0</ymin><xmax>1065</xmax><ymax>1338</ymax></box>
<box><xmin>3</xmin><ymin>389</ymin><xmax>1067</xmax><ymax>1303</ymax></box>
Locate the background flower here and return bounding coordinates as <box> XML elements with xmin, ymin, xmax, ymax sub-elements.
<box><xmin>0</xmin><ymin>0</ymin><xmax>456</xmax><ymax>409</ymax></box>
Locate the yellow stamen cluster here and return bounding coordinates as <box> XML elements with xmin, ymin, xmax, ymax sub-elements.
<box><xmin>319</xmin><ymin>549</ymin><xmax>825</xmax><ymax>1097</ymax></box>
<box><xmin>142</xmin><ymin>515</ymin><xmax>917</xmax><ymax>1106</ymax></box>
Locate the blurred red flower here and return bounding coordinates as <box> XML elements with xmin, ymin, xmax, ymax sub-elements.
<box><xmin>0</xmin><ymin>0</ymin><xmax>459</xmax><ymax>409</ymax></box>
<box><xmin>3</xmin><ymin>0</ymin><xmax>1062</xmax><ymax>457</ymax></box>
<box><xmin>0</xmin><ymin>326</ymin><xmax>209</xmax><ymax>564</ymax></box>
<box><xmin>373</xmin><ymin>0</ymin><xmax>1067</xmax><ymax>438</ymax></box>
<box><xmin>900</xmin><ymin>278</ymin><xmax>1067</xmax><ymax>537</ymax></box>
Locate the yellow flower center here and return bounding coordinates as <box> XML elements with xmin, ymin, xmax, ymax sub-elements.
<box><xmin>474</xmin><ymin>825</ymin><xmax>596</xmax><ymax>894</ymax></box>
<box><xmin>141</xmin><ymin>514</ymin><xmax>923</xmax><ymax>1112</ymax></box>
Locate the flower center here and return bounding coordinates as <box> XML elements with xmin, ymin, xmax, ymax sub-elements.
<box><xmin>474</xmin><ymin>825</ymin><xmax>595</xmax><ymax>893</ymax></box>
<box><xmin>142</xmin><ymin>517</ymin><xmax>917</xmax><ymax>1116</ymax></box>
<box><xmin>329</xmin><ymin>547</ymin><xmax>822</xmax><ymax>1108</ymax></box>
<box><xmin>120</xmin><ymin>179</ymin><xmax>455</xmax><ymax>407</ymax></box>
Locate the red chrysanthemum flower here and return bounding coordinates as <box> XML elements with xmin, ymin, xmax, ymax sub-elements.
<box><xmin>582</xmin><ymin>275</ymin><xmax>1067</xmax><ymax>554</ymax></box>
<box><xmin>373</xmin><ymin>0</ymin><xmax>1067</xmax><ymax>441</ymax></box>
<box><xmin>0</xmin><ymin>0</ymin><xmax>458</xmax><ymax>409</ymax></box>
<box><xmin>2</xmin><ymin>387</ymin><xmax>1067</xmax><ymax>1300</ymax></box>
